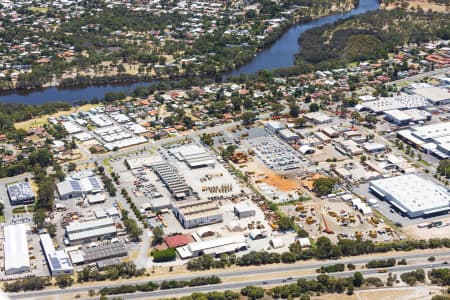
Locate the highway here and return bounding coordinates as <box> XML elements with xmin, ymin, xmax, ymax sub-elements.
<box><xmin>9</xmin><ymin>250</ymin><xmax>450</xmax><ymax>299</ymax></box>
<box><xmin>86</xmin><ymin>262</ymin><xmax>449</xmax><ymax>300</ymax></box>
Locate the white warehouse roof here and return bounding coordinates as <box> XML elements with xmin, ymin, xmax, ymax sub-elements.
<box><xmin>4</xmin><ymin>224</ymin><xmax>30</xmax><ymax>275</ymax></box>
<box><xmin>40</xmin><ymin>234</ymin><xmax>73</xmax><ymax>275</ymax></box>
<box><xmin>370</xmin><ymin>174</ymin><xmax>450</xmax><ymax>217</ymax></box>
<box><xmin>188</xmin><ymin>235</ymin><xmax>246</xmax><ymax>253</ymax></box>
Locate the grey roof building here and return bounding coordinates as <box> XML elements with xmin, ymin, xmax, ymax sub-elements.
<box><xmin>7</xmin><ymin>181</ymin><xmax>35</xmax><ymax>205</ymax></box>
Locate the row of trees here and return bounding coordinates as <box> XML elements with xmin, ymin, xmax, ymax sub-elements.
<box><xmin>187</xmin><ymin>237</ymin><xmax>450</xmax><ymax>270</ymax></box>
<box><xmin>366</xmin><ymin>258</ymin><xmax>396</xmax><ymax>268</ymax></box>
<box><xmin>160</xmin><ymin>276</ymin><xmax>221</xmax><ymax>289</ymax></box>
<box><xmin>77</xmin><ymin>262</ymin><xmax>145</xmax><ymax>283</ymax></box>
<box><xmin>4</xmin><ymin>277</ymin><xmax>51</xmax><ymax>292</ymax></box>
<box><xmin>99</xmin><ymin>276</ymin><xmax>221</xmax><ymax>296</ymax></box>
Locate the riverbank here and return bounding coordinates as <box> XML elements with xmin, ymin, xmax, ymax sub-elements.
<box><xmin>0</xmin><ymin>0</ymin><xmax>366</xmax><ymax>105</ymax></box>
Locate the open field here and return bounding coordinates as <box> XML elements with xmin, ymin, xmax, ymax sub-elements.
<box><xmin>382</xmin><ymin>0</ymin><xmax>449</xmax><ymax>12</ymax></box>
<box><xmin>14</xmin><ymin>103</ymin><xmax>100</xmax><ymax>130</ymax></box>
<box><xmin>355</xmin><ymin>286</ymin><xmax>443</xmax><ymax>300</ymax></box>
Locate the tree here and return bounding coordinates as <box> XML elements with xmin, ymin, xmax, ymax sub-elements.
<box><xmin>123</xmin><ymin>218</ymin><xmax>142</xmax><ymax>241</ymax></box>
<box><xmin>365</xmin><ymin>114</ymin><xmax>378</xmax><ymax>124</ymax></box>
<box><xmin>0</xmin><ymin>202</ymin><xmax>4</xmax><ymax>215</ymax></box>
<box><xmin>37</xmin><ymin>176</ymin><xmax>55</xmax><ymax>209</ymax></box>
<box><xmin>34</xmin><ymin>208</ymin><xmax>47</xmax><ymax>228</ymax></box>
<box><xmin>278</xmin><ymin>215</ymin><xmax>295</xmax><ymax>231</ymax></box>
<box><xmin>231</xmin><ymin>97</ymin><xmax>242</xmax><ymax>111</ymax></box>
<box><xmin>315</xmin><ymin>237</ymin><xmax>341</xmax><ymax>259</ymax></box>
<box><xmin>347</xmin><ymin>283</ymin><xmax>354</xmax><ymax>295</ymax></box>
<box><xmin>312</xmin><ymin>177</ymin><xmax>336</xmax><ymax>196</ymax></box>
<box><xmin>309</xmin><ymin>103</ymin><xmax>319</xmax><ymax>112</ymax></box>
<box><xmin>200</xmin><ymin>134</ymin><xmax>213</xmax><ymax>146</ymax></box>
<box><xmin>271</xmin><ymin>103</ymin><xmax>284</xmax><ymax>116</ymax></box>
<box><xmin>437</xmin><ymin>159</ymin><xmax>450</xmax><ymax>178</ymax></box>
<box><xmin>67</xmin><ymin>162</ymin><xmax>77</xmax><ymax>172</ymax></box>
<box><xmin>241</xmin><ymin>111</ymin><xmax>256</xmax><ymax>126</ymax></box>
<box><xmin>152</xmin><ymin>227</ymin><xmax>164</xmax><ymax>246</ymax></box>
<box><xmin>241</xmin><ymin>286</ymin><xmax>265</xmax><ymax>299</ymax></box>
<box><xmin>152</xmin><ymin>248</ymin><xmax>176</xmax><ymax>262</ymax></box>
<box><xmin>289</xmin><ymin>103</ymin><xmax>300</xmax><ymax>117</ymax></box>
<box><xmin>353</xmin><ymin>272</ymin><xmax>364</xmax><ymax>287</ymax></box>
<box><xmin>294</xmin><ymin>117</ymin><xmax>307</xmax><ymax>128</ymax></box>
<box><xmin>56</xmin><ymin>274</ymin><xmax>74</xmax><ymax>288</ymax></box>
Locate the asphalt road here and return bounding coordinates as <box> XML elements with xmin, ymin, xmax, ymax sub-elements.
<box><xmin>386</xmin><ymin>67</ymin><xmax>450</xmax><ymax>86</ymax></box>
<box><xmin>9</xmin><ymin>249</ymin><xmax>450</xmax><ymax>299</ymax></box>
<box><xmin>93</xmin><ymin>262</ymin><xmax>449</xmax><ymax>300</ymax></box>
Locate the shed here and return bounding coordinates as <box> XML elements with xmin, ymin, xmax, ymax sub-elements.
<box><xmin>270</xmin><ymin>237</ymin><xmax>285</xmax><ymax>249</ymax></box>
<box><xmin>197</xmin><ymin>226</ymin><xmax>215</xmax><ymax>238</ymax></box>
<box><xmin>297</xmin><ymin>237</ymin><xmax>311</xmax><ymax>248</ymax></box>
<box><xmin>227</xmin><ymin>221</ymin><xmax>244</xmax><ymax>232</ymax></box>
<box><xmin>234</xmin><ymin>203</ymin><xmax>256</xmax><ymax>219</ymax></box>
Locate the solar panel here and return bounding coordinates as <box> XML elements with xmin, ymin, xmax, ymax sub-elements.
<box><xmin>49</xmin><ymin>255</ymin><xmax>62</xmax><ymax>269</ymax></box>
<box><xmin>70</xmin><ymin>181</ymin><xmax>82</xmax><ymax>190</ymax></box>
<box><xmin>89</xmin><ymin>177</ymin><xmax>101</xmax><ymax>189</ymax></box>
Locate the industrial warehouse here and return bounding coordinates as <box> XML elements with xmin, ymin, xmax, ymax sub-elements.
<box><xmin>69</xmin><ymin>243</ymin><xmax>128</xmax><ymax>265</ymax></box>
<box><xmin>370</xmin><ymin>174</ymin><xmax>450</xmax><ymax>218</ymax></box>
<box><xmin>64</xmin><ymin>218</ymin><xmax>117</xmax><ymax>245</ymax></box>
<box><xmin>169</xmin><ymin>144</ymin><xmax>216</xmax><ymax>168</ymax></box>
<box><xmin>173</xmin><ymin>200</ymin><xmax>223</xmax><ymax>228</ymax></box>
<box><xmin>4</xmin><ymin>224</ymin><xmax>30</xmax><ymax>275</ymax></box>
<box><xmin>57</xmin><ymin>171</ymin><xmax>104</xmax><ymax>200</ymax></box>
<box><xmin>151</xmin><ymin>161</ymin><xmax>190</xmax><ymax>199</ymax></box>
<box><xmin>397</xmin><ymin>122</ymin><xmax>450</xmax><ymax>159</ymax></box>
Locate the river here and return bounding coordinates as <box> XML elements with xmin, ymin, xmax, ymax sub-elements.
<box><xmin>0</xmin><ymin>0</ymin><xmax>379</xmax><ymax>105</ymax></box>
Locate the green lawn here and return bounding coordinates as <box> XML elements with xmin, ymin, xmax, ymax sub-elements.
<box><xmin>28</xmin><ymin>7</ymin><xmax>49</xmax><ymax>13</ymax></box>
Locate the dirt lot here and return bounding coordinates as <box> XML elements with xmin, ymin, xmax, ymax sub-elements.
<box><xmin>243</xmin><ymin>159</ymin><xmax>301</xmax><ymax>192</ymax></box>
<box><xmin>382</xmin><ymin>0</ymin><xmax>448</xmax><ymax>12</ymax></box>
<box><xmin>404</xmin><ymin>215</ymin><xmax>450</xmax><ymax>239</ymax></box>
<box><xmin>354</xmin><ymin>286</ymin><xmax>443</xmax><ymax>300</ymax></box>
<box><xmin>280</xmin><ymin>197</ymin><xmax>398</xmax><ymax>243</ymax></box>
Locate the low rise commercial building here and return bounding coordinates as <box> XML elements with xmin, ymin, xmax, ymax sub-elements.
<box><xmin>177</xmin><ymin>235</ymin><xmax>248</xmax><ymax>258</ymax></box>
<box><xmin>384</xmin><ymin>109</ymin><xmax>432</xmax><ymax>126</ymax></box>
<box><xmin>7</xmin><ymin>181</ymin><xmax>35</xmax><ymax>205</ymax></box>
<box><xmin>278</xmin><ymin>129</ymin><xmax>299</xmax><ymax>143</ymax></box>
<box><xmin>265</xmin><ymin>121</ymin><xmax>284</xmax><ymax>133</ymax></box>
<box><xmin>40</xmin><ymin>234</ymin><xmax>73</xmax><ymax>276</ymax></box>
<box><xmin>304</xmin><ymin>112</ymin><xmax>332</xmax><ymax>124</ymax></box>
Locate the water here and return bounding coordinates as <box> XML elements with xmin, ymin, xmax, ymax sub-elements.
<box><xmin>227</xmin><ymin>0</ymin><xmax>379</xmax><ymax>76</ymax></box>
<box><xmin>0</xmin><ymin>0</ymin><xmax>379</xmax><ymax>105</ymax></box>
